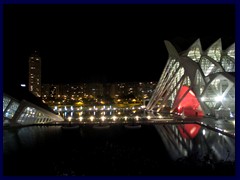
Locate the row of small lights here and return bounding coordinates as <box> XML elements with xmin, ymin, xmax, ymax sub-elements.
<box><xmin>54</xmin><ymin>105</ymin><xmax>146</xmax><ymax>112</ymax></box>
<box><xmin>67</xmin><ymin>115</ymin><xmax>154</xmax><ymax>122</ymax></box>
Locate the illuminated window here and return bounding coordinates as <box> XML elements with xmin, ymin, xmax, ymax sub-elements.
<box><xmin>4</xmin><ymin>101</ymin><xmax>19</xmax><ymax>119</ymax></box>
<box><xmin>3</xmin><ymin>96</ymin><xmax>11</xmax><ymax>112</ymax></box>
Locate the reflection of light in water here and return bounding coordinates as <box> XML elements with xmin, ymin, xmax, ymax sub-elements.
<box><xmin>202</xmin><ymin>129</ymin><xmax>206</xmax><ymax>136</ymax></box>
<box><xmin>89</xmin><ymin>116</ymin><xmax>94</xmax><ymax>121</ymax></box>
<box><xmin>135</xmin><ymin>116</ymin><xmax>139</xmax><ymax>121</ymax></box>
<box><xmin>101</xmin><ymin>116</ymin><xmax>106</xmax><ymax>122</ymax></box>
<box><xmin>177</xmin><ymin>124</ymin><xmax>201</xmax><ymax>139</ymax></box>
<box><xmin>94</xmin><ymin>111</ymin><xmax>96</xmax><ymax>115</ymax></box>
<box><xmin>112</xmin><ymin>116</ymin><xmax>117</xmax><ymax>121</ymax></box>
<box><xmin>71</xmin><ymin>112</ymin><xmax>73</xmax><ymax>117</ymax></box>
<box><xmin>79</xmin><ymin>117</ymin><xmax>83</xmax><ymax>122</ymax></box>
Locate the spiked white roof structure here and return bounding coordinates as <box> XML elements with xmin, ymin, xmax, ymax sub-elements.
<box><xmin>146</xmin><ymin>39</ymin><xmax>235</xmax><ymax>118</ymax></box>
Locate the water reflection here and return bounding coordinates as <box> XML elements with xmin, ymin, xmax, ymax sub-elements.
<box><xmin>4</xmin><ymin>124</ymin><xmax>235</xmax><ymax>175</ymax></box>
<box><xmin>155</xmin><ymin>124</ymin><xmax>235</xmax><ymax>162</ymax></box>
<box><xmin>3</xmin><ymin>126</ymin><xmax>61</xmax><ymax>154</ymax></box>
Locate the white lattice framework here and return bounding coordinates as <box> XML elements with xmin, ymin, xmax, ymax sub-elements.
<box><xmin>146</xmin><ymin>39</ymin><xmax>235</xmax><ymax>117</ymax></box>
<box><xmin>3</xmin><ymin>93</ymin><xmax>64</xmax><ymax>126</ymax></box>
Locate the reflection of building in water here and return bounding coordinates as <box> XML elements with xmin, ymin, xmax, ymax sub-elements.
<box><xmin>147</xmin><ymin>39</ymin><xmax>235</xmax><ymax>119</ymax></box>
<box><xmin>155</xmin><ymin>124</ymin><xmax>235</xmax><ymax>162</ymax></box>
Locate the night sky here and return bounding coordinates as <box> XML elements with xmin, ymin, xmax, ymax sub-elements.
<box><xmin>4</xmin><ymin>4</ymin><xmax>235</xmax><ymax>86</ymax></box>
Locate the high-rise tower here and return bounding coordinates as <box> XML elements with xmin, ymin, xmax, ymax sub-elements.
<box><xmin>29</xmin><ymin>51</ymin><xmax>41</xmax><ymax>97</ymax></box>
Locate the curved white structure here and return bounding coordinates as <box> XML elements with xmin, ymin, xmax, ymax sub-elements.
<box><xmin>147</xmin><ymin>39</ymin><xmax>235</xmax><ymax>119</ymax></box>
<box><xmin>3</xmin><ymin>93</ymin><xmax>64</xmax><ymax>126</ymax></box>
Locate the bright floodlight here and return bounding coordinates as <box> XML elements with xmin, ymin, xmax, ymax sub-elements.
<box><xmin>215</xmin><ymin>95</ymin><xmax>223</xmax><ymax>102</ymax></box>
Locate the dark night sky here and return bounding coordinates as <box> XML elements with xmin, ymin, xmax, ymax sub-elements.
<box><xmin>4</xmin><ymin>4</ymin><xmax>235</xmax><ymax>86</ymax></box>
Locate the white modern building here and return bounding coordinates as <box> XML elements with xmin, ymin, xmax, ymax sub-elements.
<box><xmin>146</xmin><ymin>39</ymin><xmax>235</xmax><ymax>119</ymax></box>
<box><xmin>3</xmin><ymin>93</ymin><xmax>64</xmax><ymax>126</ymax></box>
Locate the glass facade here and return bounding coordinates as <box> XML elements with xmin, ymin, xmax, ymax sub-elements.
<box><xmin>3</xmin><ymin>96</ymin><xmax>11</xmax><ymax>112</ymax></box>
<box><xmin>3</xmin><ymin>94</ymin><xmax>64</xmax><ymax>126</ymax></box>
<box><xmin>4</xmin><ymin>101</ymin><xmax>19</xmax><ymax>119</ymax></box>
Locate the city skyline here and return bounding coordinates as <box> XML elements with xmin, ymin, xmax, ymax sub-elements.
<box><xmin>4</xmin><ymin>4</ymin><xmax>235</xmax><ymax>87</ymax></box>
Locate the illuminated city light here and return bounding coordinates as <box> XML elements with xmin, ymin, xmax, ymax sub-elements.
<box><xmin>135</xmin><ymin>116</ymin><xmax>139</xmax><ymax>121</ymax></box>
<box><xmin>147</xmin><ymin>115</ymin><xmax>151</xmax><ymax>120</ymax></box>
<box><xmin>101</xmin><ymin>116</ymin><xmax>106</xmax><ymax>122</ymax></box>
<box><xmin>89</xmin><ymin>116</ymin><xmax>94</xmax><ymax>121</ymax></box>
<box><xmin>79</xmin><ymin>117</ymin><xmax>83</xmax><ymax>121</ymax></box>
<box><xmin>112</xmin><ymin>116</ymin><xmax>117</xmax><ymax>121</ymax></box>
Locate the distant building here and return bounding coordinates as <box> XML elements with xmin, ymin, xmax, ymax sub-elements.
<box><xmin>41</xmin><ymin>81</ymin><xmax>157</xmax><ymax>106</ymax></box>
<box><xmin>29</xmin><ymin>51</ymin><xmax>41</xmax><ymax>97</ymax></box>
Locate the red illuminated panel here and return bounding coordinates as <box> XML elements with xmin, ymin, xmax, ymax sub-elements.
<box><xmin>174</xmin><ymin>86</ymin><xmax>204</xmax><ymax>117</ymax></box>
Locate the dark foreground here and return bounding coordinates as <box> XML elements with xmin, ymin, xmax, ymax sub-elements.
<box><xmin>3</xmin><ymin>125</ymin><xmax>235</xmax><ymax>176</ymax></box>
